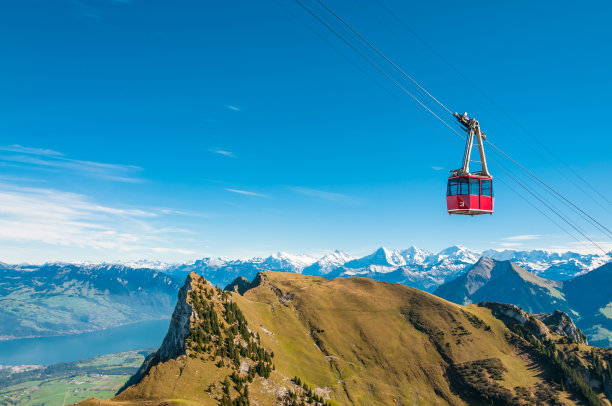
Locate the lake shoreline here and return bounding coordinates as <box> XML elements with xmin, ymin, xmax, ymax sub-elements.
<box><xmin>0</xmin><ymin>316</ymin><xmax>171</xmax><ymax>342</ymax></box>
<box><xmin>0</xmin><ymin>319</ymin><xmax>170</xmax><ymax>366</ymax></box>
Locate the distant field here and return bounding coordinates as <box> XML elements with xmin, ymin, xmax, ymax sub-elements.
<box><xmin>0</xmin><ymin>350</ymin><xmax>150</xmax><ymax>405</ymax></box>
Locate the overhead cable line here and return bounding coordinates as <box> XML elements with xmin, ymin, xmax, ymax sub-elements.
<box><xmin>288</xmin><ymin>0</ymin><xmax>610</xmax><ymax>253</ymax></box>
<box><xmin>299</xmin><ymin>0</ymin><xmax>453</xmax><ymax>124</ymax></box>
<box><xmin>486</xmin><ymin>140</ymin><xmax>612</xmax><ymax>239</ymax></box>
<box><xmin>487</xmin><ymin>158</ymin><xmax>608</xmax><ymax>254</ymax></box>
<box><xmin>439</xmin><ymin>112</ymin><xmax>602</xmax><ymax>251</ymax></box>
<box><xmin>492</xmin><ymin>176</ymin><xmax>595</xmax><ymax>253</ymax></box>
<box><xmin>293</xmin><ymin>0</ymin><xmax>459</xmax><ymax>137</ymax></box>
<box><xmin>313</xmin><ymin>0</ymin><xmax>453</xmax><ymax>115</ymax></box>
<box><xmin>372</xmin><ymin>0</ymin><xmax>612</xmax><ymax>210</ymax></box>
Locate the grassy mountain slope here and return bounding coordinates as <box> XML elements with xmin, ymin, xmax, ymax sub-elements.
<box><xmin>77</xmin><ymin>272</ymin><xmax>612</xmax><ymax>405</ymax></box>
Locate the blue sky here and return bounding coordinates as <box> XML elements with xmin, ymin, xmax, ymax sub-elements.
<box><xmin>0</xmin><ymin>0</ymin><xmax>610</xmax><ymax>263</ymax></box>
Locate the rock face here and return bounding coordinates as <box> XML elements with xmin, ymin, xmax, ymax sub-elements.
<box><xmin>478</xmin><ymin>302</ymin><xmax>588</xmax><ymax>344</ymax></box>
<box><xmin>535</xmin><ymin>310</ymin><xmax>588</xmax><ymax>345</ymax></box>
<box><xmin>224</xmin><ymin>276</ymin><xmax>252</xmax><ymax>295</ymax></box>
<box><xmin>156</xmin><ymin>272</ymin><xmax>200</xmax><ymax>362</ymax></box>
<box><xmin>479</xmin><ymin>302</ymin><xmax>548</xmax><ymax>337</ymax></box>
<box><xmin>117</xmin><ymin>272</ymin><xmax>203</xmax><ymax>393</ymax></box>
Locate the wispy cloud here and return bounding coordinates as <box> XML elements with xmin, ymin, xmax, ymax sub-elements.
<box><xmin>0</xmin><ymin>144</ymin><xmax>142</xmax><ymax>183</ymax></box>
<box><xmin>225</xmin><ymin>188</ymin><xmax>267</xmax><ymax>197</ymax></box>
<box><xmin>209</xmin><ymin>148</ymin><xmax>236</xmax><ymax>158</ymax></box>
<box><xmin>226</xmin><ymin>105</ymin><xmax>241</xmax><ymax>111</ymax></box>
<box><xmin>431</xmin><ymin>166</ymin><xmax>444</xmax><ymax>171</ymax></box>
<box><xmin>0</xmin><ymin>182</ymin><xmax>197</xmax><ymax>258</ymax></box>
<box><xmin>0</xmin><ymin>145</ymin><xmax>63</xmax><ymax>156</ymax></box>
<box><xmin>503</xmin><ymin>234</ymin><xmax>541</xmax><ymax>242</ymax></box>
<box><xmin>494</xmin><ymin>235</ymin><xmax>611</xmax><ymax>254</ymax></box>
<box><xmin>543</xmin><ymin>241</ymin><xmax>612</xmax><ymax>255</ymax></box>
<box><xmin>498</xmin><ymin>242</ymin><xmax>522</xmax><ymax>248</ymax></box>
<box><xmin>289</xmin><ymin>187</ymin><xmax>363</xmax><ymax>204</ymax></box>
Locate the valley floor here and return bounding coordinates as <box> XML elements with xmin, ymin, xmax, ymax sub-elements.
<box><xmin>0</xmin><ymin>350</ymin><xmax>150</xmax><ymax>406</ymax></box>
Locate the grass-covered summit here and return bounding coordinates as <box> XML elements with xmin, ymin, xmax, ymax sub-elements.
<box><xmin>78</xmin><ymin>271</ymin><xmax>612</xmax><ymax>405</ymax></box>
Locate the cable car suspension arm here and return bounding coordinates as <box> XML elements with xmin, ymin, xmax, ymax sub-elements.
<box><xmin>452</xmin><ymin>112</ymin><xmax>490</xmax><ymax>177</ymax></box>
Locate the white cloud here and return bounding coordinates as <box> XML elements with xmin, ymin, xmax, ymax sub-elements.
<box><xmin>431</xmin><ymin>166</ymin><xmax>444</xmax><ymax>171</ymax></box>
<box><xmin>0</xmin><ymin>183</ymin><xmax>198</xmax><ymax>260</ymax></box>
<box><xmin>289</xmin><ymin>187</ymin><xmax>362</xmax><ymax>204</ymax></box>
<box><xmin>226</xmin><ymin>105</ymin><xmax>241</xmax><ymax>111</ymax></box>
<box><xmin>209</xmin><ymin>148</ymin><xmax>236</xmax><ymax>158</ymax></box>
<box><xmin>544</xmin><ymin>241</ymin><xmax>612</xmax><ymax>255</ymax></box>
<box><xmin>503</xmin><ymin>234</ymin><xmax>541</xmax><ymax>242</ymax></box>
<box><xmin>492</xmin><ymin>235</ymin><xmax>611</xmax><ymax>255</ymax></box>
<box><xmin>0</xmin><ymin>144</ymin><xmax>142</xmax><ymax>182</ymax></box>
<box><xmin>150</xmin><ymin>247</ymin><xmax>197</xmax><ymax>255</ymax></box>
<box><xmin>224</xmin><ymin>188</ymin><xmax>267</xmax><ymax>197</ymax></box>
<box><xmin>0</xmin><ymin>145</ymin><xmax>63</xmax><ymax>156</ymax></box>
<box><xmin>498</xmin><ymin>242</ymin><xmax>522</xmax><ymax>248</ymax></box>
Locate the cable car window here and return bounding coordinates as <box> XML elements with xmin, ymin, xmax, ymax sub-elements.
<box><xmin>481</xmin><ymin>179</ymin><xmax>492</xmax><ymax>196</ymax></box>
<box><xmin>458</xmin><ymin>177</ymin><xmax>469</xmax><ymax>195</ymax></box>
<box><xmin>447</xmin><ymin>179</ymin><xmax>458</xmax><ymax>196</ymax></box>
<box><xmin>469</xmin><ymin>178</ymin><xmax>480</xmax><ymax>195</ymax></box>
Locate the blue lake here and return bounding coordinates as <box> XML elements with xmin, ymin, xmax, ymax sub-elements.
<box><xmin>0</xmin><ymin>319</ymin><xmax>170</xmax><ymax>365</ymax></box>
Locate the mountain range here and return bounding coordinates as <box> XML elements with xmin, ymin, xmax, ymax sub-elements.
<box><xmin>434</xmin><ymin>258</ymin><xmax>612</xmax><ymax>347</ymax></box>
<box><xmin>165</xmin><ymin>246</ymin><xmax>610</xmax><ymax>291</ymax></box>
<box><xmin>0</xmin><ymin>262</ymin><xmax>180</xmax><ymax>340</ymax></box>
<box><xmin>1</xmin><ymin>246</ymin><xmax>609</xmax><ymax>341</ymax></box>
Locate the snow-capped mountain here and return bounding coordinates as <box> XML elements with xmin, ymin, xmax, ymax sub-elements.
<box><xmin>324</xmin><ymin>245</ymin><xmax>481</xmax><ymax>291</ymax></box>
<box><xmin>157</xmin><ymin>246</ymin><xmax>611</xmax><ymax>291</ymax></box>
<box><xmin>343</xmin><ymin>247</ymin><xmax>407</xmax><ymax>269</ymax></box>
<box><xmin>302</xmin><ymin>250</ymin><xmax>355</xmax><ymax>275</ymax></box>
<box><xmin>400</xmin><ymin>246</ymin><xmax>430</xmax><ymax>264</ymax></box>
<box><xmin>481</xmin><ymin>249</ymin><xmax>611</xmax><ymax>280</ymax></box>
<box><xmin>8</xmin><ymin>247</ymin><xmax>608</xmax><ymax>293</ymax></box>
<box><xmin>1</xmin><ymin>246</ymin><xmax>608</xmax><ymax>340</ymax></box>
<box><xmin>261</xmin><ymin>252</ymin><xmax>318</xmax><ymax>272</ymax></box>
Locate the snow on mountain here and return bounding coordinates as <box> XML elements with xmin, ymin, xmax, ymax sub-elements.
<box><xmin>115</xmin><ymin>259</ymin><xmax>177</xmax><ymax>271</ymax></box>
<box><xmin>160</xmin><ymin>246</ymin><xmax>610</xmax><ymax>291</ymax></box>
<box><xmin>481</xmin><ymin>249</ymin><xmax>611</xmax><ymax>280</ymax></box>
<box><xmin>399</xmin><ymin>246</ymin><xmax>431</xmax><ymax>264</ymax></box>
<box><xmin>4</xmin><ymin>247</ymin><xmax>608</xmax><ymax>293</ymax></box>
<box><xmin>343</xmin><ymin>247</ymin><xmax>407</xmax><ymax>269</ymax></box>
<box><xmin>262</xmin><ymin>252</ymin><xmax>318</xmax><ymax>272</ymax></box>
<box><xmin>302</xmin><ymin>250</ymin><xmax>355</xmax><ymax>275</ymax></box>
<box><xmin>432</xmin><ymin>245</ymin><xmax>480</xmax><ymax>264</ymax></box>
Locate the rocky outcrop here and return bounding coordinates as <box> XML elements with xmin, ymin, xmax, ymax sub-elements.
<box><xmin>479</xmin><ymin>302</ymin><xmax>587</xmax><ymax>344</ymax></box>
<box><xmin>117</xmin><ymin>272</ymin><xmax>203</xmax><ymax>394</ymax></box>
<box><xmin>224</xmin><ymin>276</ymin><xmax>252</xmax><ymax>295</ymax></box>
<box><xmin>480</xmin><ymin>302</ymin><xmax>548</xmax><ymax>338</ymax></box>
<box><xmin>156</xmin><ymin>272</ymin><xmax>201</xmax><ymax>362</ymax></box>
<box><xmin>535</xmin><ymin>310</ymin><xmax>588</xmax><ymax>345</ymax></box>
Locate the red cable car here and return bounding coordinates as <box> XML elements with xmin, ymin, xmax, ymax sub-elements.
<box><xmin>447</xmin><ymin>112</ymin><xmax>494</xmax><ymax>216</ymax></box>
